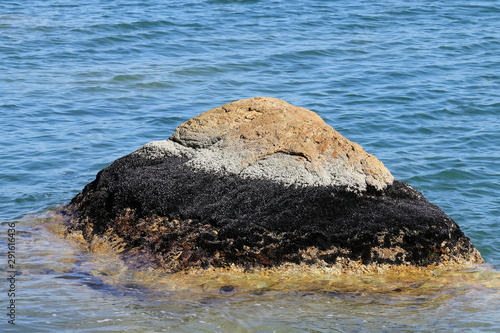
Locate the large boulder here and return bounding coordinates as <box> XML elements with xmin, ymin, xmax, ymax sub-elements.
<box><xmin>62</xmin><ymin>97</ymin><xmax>483</xmax><ymax>273</ymax></box>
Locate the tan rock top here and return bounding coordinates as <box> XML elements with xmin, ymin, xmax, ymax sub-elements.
<box><xmin>143</xmin><ymin>97</ymin><xmax>394</xmax><ymax>190</ymax></box>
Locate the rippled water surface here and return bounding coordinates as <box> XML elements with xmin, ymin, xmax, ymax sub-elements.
<box><xmin>1</xmin><ymin>1</ymin><xmax>499</xmax><ymax>332</ymax></box>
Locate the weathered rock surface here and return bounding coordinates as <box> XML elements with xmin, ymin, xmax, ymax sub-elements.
<box><xmin>167</xmin><ymin>97</ymin><xmax>394</xmax><ymax>191</ymax></box>
<box><xmin>62</xmin><ymin>97</ymin><xmax>483</xmax><ymax>273</ymax></box>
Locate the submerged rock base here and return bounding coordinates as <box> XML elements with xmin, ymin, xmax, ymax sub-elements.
<box><xmin>42</xmin><ymin>215</ymin><xmax>499</xmax><ymax>295</ymax></box>
<box><xmin>61</xmin><ymin>97</ymin><xmax>483</xmax><ymax>273</ymax></box>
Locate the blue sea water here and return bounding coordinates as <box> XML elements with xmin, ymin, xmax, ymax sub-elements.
<box><xmin>1</xmin><ymin>0</ymin><xmax>499</xmax><ymax>332</ymax></box>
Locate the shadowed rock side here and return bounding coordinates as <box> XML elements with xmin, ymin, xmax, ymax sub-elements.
<box><xmin>62</xmin><ymin>97</ymin><xmax>483</xmax><ymax>273</ymax></box>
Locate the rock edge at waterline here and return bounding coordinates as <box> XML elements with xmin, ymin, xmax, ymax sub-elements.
<box><xmin>61</xmin><ymin>97</ymin><xmax>483</xmax><ymax>273</ymax></box>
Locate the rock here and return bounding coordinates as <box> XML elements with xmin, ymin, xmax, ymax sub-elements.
<box><xmin>168</xmin><ymin>97</ymin><xmax>394</xmax><ymax>191</ymax></box>
<box><xmin>62</xmin><ymin>97</ymin><xmax>483</xmax><ymax>273</ymax></box>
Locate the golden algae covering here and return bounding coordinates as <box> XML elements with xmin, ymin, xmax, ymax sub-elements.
<box><xmin>45</xmin><ymin>213</ymin><xmax>495</xmax><ymax>296</ymax></box>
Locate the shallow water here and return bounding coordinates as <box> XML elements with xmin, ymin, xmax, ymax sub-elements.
<box><xmin>1</xmin><ymin>0</ymin><xmax>499</xmax><ymax>331</ymax></box>
<box><xmin>3</xmin><ymin>216</ymin><xmax>499</xmax><ymax>332</ymax></box>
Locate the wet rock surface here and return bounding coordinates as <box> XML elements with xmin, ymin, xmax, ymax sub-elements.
<box><xmin>62</xmin><ymin>97</ymin><xmax>483</xmax><ymax>272</ymax></box>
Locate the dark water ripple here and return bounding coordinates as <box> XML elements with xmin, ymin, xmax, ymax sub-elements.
<box><xmin>0</xmin><ymin>1</ymin><xmax>499</xmax><ymax>330</ymax></box>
